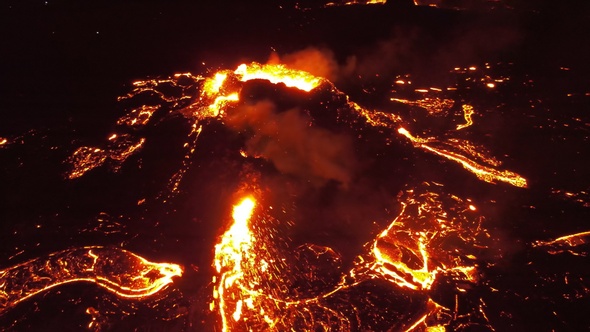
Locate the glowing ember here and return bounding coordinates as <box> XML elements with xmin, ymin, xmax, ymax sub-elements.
<box><xmin>551</xmin><ymin>189</ymin><xmax>590</xmax><ymax>207</ymax></box>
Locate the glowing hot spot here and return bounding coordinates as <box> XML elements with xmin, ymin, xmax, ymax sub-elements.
<box><xmin>204</xmin><ymin>72</ymin><xmax>229</xmax><ymax>96</ymax></box>
<box><xmin>232</xmin><ymin>196</ymin><xmax>256</xmax><ymax>226</ymax></box>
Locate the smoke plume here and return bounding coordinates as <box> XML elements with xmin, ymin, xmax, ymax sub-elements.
<box><xmin>226</xmin><ymin>100</ymin><xmax>357</xmax><ymax>188</ymax></box>
<box><xmin>267</xmin><ymin>47</ymin><xmax>356</xmax><ymax>83</ymax></box>
<box><xmin>268</xmin><ymin>18</ymin><xmax>522</xmax><ymax>85</ymax></box>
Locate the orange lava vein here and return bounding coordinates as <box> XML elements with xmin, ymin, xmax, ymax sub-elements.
<box><xmin>533</xmin><ymin>230</ymin><xmax>590</xmax><ymax>248</ymax></box>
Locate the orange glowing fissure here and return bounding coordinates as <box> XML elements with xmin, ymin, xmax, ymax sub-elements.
<box><xmin>0</xmin><ymin>247</ymin><xmax>183</xmax><ymax>314</ymax></box>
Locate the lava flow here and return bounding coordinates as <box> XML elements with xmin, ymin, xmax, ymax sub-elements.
<box><xmin>397</xmin><ymin>127</ymin><xmax>527</xmax><ymax>188</ymax></box>
<box><xmin>211</xmin><ymin>186</ymin><xmax>491</xmax><ymax>331</ymax></box>
<box><xmin>212</xmin><ymin>196</ymin><xmax>257</xmax><ymax>332</ymax></box>
<box><xmin>211</xmin><ymin>192</ymin><xmax>355</xmax><ymax>331</ymax></box>
<box><xmin>0</xmin><ymin>247</ymin><xmax>183</xmax><ymax>314</ymax></box>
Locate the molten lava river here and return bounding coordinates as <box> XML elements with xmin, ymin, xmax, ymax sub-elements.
<box><xmin>1</xmin><ymin>5</ymin><xmax>590</xmax><ymax>331</ymax></box>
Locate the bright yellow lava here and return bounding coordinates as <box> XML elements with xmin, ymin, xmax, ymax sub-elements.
<box><xmin>213</xmin><ymin>196</ymin><xmax>257</xmax><ymax>332</ymax></box>
<box><xmin>232</xmin><ymin>197</ymin><xmax>256</xmax><ymax>225</ymax></box>
<box><xmin>234</xmin><ymin>62</ymin><xmax>323</xmax><ymax>92</ymax></box>
<box><xmin>204</xmin><ymin>72</ymin><xmax>229</xmax><ymax>96</ymax></box>
<box><xmin>214</xmin><ymin>196</ymin><xmax>256</xmax><ymax>274</ymax></box>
